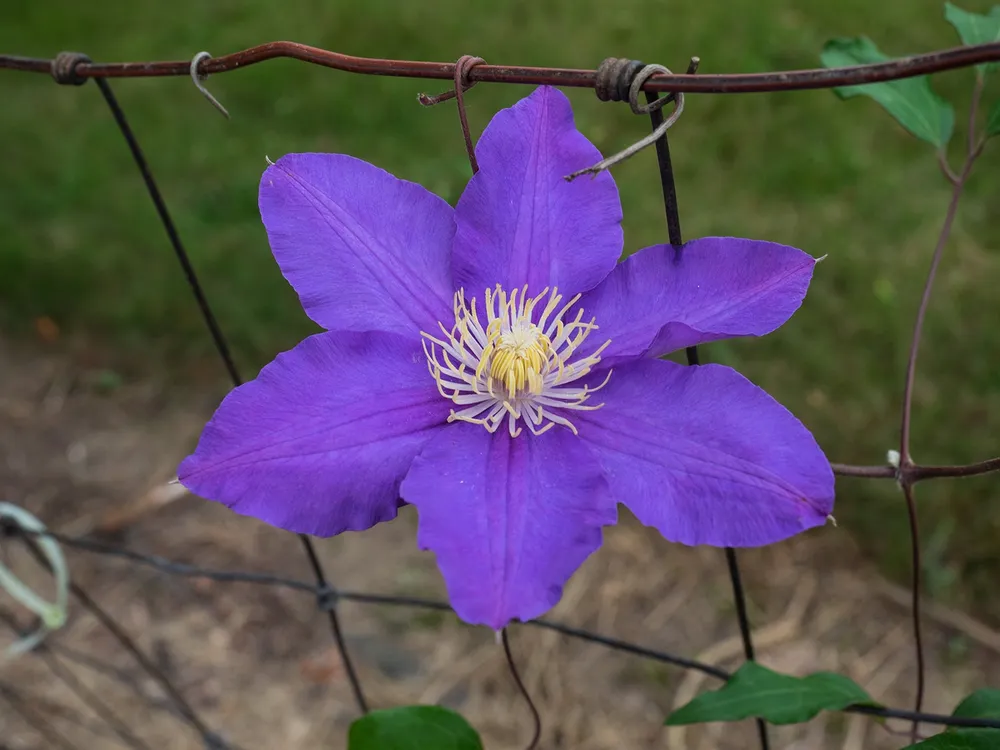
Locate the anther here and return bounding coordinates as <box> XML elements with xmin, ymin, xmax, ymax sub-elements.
<box><xmin>423</xmin><ymin>286</ymin><xmax>612</xmax><ymax>436</ymax></box>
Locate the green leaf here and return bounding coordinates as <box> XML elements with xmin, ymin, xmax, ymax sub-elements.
<box><xmin>348</xmin><ymin>706</ymin><xmax>483</xmax><ymax>750</ymax></box>
<box><xmin>820</xmin><ymin>37</ymin><xmax>955</xmax><ymax>147</ymax></box>
<box><xmin>987</xmin><ymin>99</ymin><xmax>1000</xmax><ymax>137</ymax></box>
<box><xmin>904</xmin><ymin>730</ymin><xmax>1000</xmax><ymax>749</ymax></box>
<box><xmin>944</xmin><ymin>3</ymin><xmax>1000</xmax><ymax>74</ymax></box>
<box><xmin>665</xmin><ymin>662</ymin><xmax>878</xmax><ymax>726</ymax></box>
<box><xmin>948</xmin><ymin>689</ymin><xmax>1000</xmax><ymax>730</ymax></box>
<box><xmin>904</xmin><ymin>690</ymin><xmax>1000</xmax><ymax>748</ymax></box>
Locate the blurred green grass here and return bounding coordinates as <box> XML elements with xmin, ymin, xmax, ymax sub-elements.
<box><xmin>1</xmin><ymin>1</ymin><xmax>998</xmax><ymax>618</ymax></box>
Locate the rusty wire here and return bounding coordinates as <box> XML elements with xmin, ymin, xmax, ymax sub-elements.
<box><xmin>2</xmin><ymin>39</ymin><xmax>1000</xmax><ymax>92</ymax></box>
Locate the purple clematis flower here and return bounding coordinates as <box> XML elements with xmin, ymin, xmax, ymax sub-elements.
<box><xmin>179</xmin><ymin>86</ymin><xmax>834</xmax><ymax>630</ymax></box>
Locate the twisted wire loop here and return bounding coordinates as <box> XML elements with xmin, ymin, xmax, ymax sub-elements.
<box><xmin>50</xmin><ymin>52</ymin><xmax>91</xmax><ymax>86</ymax></box>
<box><xmin>565</xmin><ymin>59</ymin><xmax>689</xmax><ymax>181</ymax></box>
<box><xmin>418</xmin><ymin>53</ymin><xmax>483</xmax><ymax>105</ymax></box>
<box><xmin>316</xmin><ymin>585</ymin><xmax>339</xmax><ymax>612</ymax></box>
<box><xmin>594</xmin><ymin>57</ymin><xmax>644</xmax><ymax>103</ymax></box>
<box><xmin>419</xmin><ymin>54</ymin><xmax>486</xmax><ymax>174</ymax></box>
<box><xmin>190</xmin><ymin>51</ymin><xmax>231</xmax><ymax>119</ymax></box>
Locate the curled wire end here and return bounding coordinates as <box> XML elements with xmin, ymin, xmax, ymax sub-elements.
<box><xmin>566</xmin><ymin>59</ymin><xmax>691</xmax><ymax>182</ymax></box>
<box><xmin>417</xmin><ymin>54</ymin><xmax>484</xmax><ymax>108</ymax></box>
<box><xmin>418</xmin><ymin>90</ymin><xmax>455</xmax><ymax>106</ymax></box>
<box><xmin>563</xmin><ymin>164</ymin><xmax>607</xmax><ymax>182</ymax></box>
<box><xmin>190</xmin><ymin>51</ymin><xmax>231</xmax><ymax>119</ymax></box>
<box><xmin>0</xmin><ymin>503</ymin><xmax>70</xmax><ymax>661</ymax></box>
<box><xmin>419</xmin><ymin>55</ymin><xmax>485</xmax><ymax>174</ymax></box>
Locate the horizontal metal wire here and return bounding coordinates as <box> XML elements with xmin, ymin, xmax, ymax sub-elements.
<box><xmin>2</xmin><ymin>40</ymin><xmax>1000</xmax><ymax>93</ymax></box>
<box><xmin>8</xmin><ymin>525</ymin><xmax>1000</xmax><ymax>731</ymax></box>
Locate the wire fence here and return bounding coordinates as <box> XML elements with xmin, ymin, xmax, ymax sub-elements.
<box><xmin>1</xmin><ymin>40</ymin><xmax>999</xmax><ymax>750</ymax></box>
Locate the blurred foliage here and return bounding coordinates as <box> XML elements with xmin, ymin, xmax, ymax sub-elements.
<box><xmin>0</xmin><ymin>0</ymin><xmax>998</xmax><ymax>619</ymax></box>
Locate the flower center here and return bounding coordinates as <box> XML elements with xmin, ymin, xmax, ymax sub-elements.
<box><xmin>421</xmin><ymin>285</ymin><xmax>612</xmax><ymax>437</ymax></box>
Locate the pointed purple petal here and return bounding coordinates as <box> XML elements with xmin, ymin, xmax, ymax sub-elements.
<box><xmin>577</xmin><ymin>238</ymin><xmax>817</xmax><ymax>362</ymax></box>
<box><xmin>401</xmin><ymin>423</ymin><xmax>616</xmax><ymax>629</ymax></box>
<box><xmin>577</xmin><ymin>359</ymin><xmax>833</xmax><ymax>547</ymax></box>
<box><xmin>179</xmin><ymin>331</ymin><xmax>450</xmax><ymax>536</ymax></box>
<box><xmin>452</xmin><ymin>86</ymin><xmax>623</xmax><ymax>298</ymax></box>
<box><xmin>260</xmin><ymin>154</ymin><xmax>455</xmax><ymax>336</ymax></box>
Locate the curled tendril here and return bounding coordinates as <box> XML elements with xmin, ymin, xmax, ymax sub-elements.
<box><xmin>0</xmin><ymin>503</ymin><xmax>69</xmax><ymax>660</ymax></box>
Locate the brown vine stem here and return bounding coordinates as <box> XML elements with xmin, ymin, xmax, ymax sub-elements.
<box><xmin>936</xmin><ymin>150</ymin><xmax>960</xmax><ymax>186</ymax></box>
<box><xmin>913</xmin><ymin>456</ymin><xmax>1000</xmax><ymax>480</ymax></box>
<box><xmin>898</xmin><ymin>75</ymin><xmax>986</xmax><ymax>744</ymax></box>
<box><xmin>501</xmin><ymin>629</ymin><xmax>542</xmax><ymax>750</ymax></box>
<box><xmin>832</xmin><ymin>464</ymin><xmax>898</xmax><ymax>478</ymax></box>
<box><xmin>967</xmin><ymin>73</ymin><xmax>985</xmax><ymax>161</ymax></box>
<box><xmin>902</xmin><ymin>162</ymin><xmax>975</xmax><ymax>465</ymax></box>
<box><xmin>831</xmin><ymin>455</ymin><xmax>1000</xmax><ymax>481</ymax></box>
<box><xmin>903</xmin><ymin>481</ymin><xmax>925</xmax><ymax>746</ymax></box>
<box><xmin>902</xmin><ymin>77</ymin><xmax>986</xmax><ymax>465</ymax></box>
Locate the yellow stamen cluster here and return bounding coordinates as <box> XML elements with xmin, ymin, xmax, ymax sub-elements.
<box><xmin>422</xmin><ymin>285</ymin><xmax>612</xmax><ymax>438</ymax></box>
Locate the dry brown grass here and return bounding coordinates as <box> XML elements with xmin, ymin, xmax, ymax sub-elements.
<box><xmin>2</xmin><ymin>337</ymin><xmax>998</xmax><ymax>749</ymax></box>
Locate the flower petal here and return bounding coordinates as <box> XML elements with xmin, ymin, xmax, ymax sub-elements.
<box><xmin>452</xmin><ymin>86</ymin><xmax>623</xmax><ymax>298</ymax></box>
<box><xmin>401</xmin><ymin>422</ymin><xmax>616</xmax><ymax>629</ymax></box>
<box><xmin>577</xmin><ymin>238</ymin><xmax>817</xmax><ymax>362</ymax></box>
<box><xmin>576</xmin><ymin>359</ymin><xmax>833</xmax><ymax>547</ymax></box>
<box><xmin>260</xmin><ymin>154</ymin><xmax>455</xmax><ymax>336</ymax></box>
<box><xmin>179</xmin><ymin>330</ymin><xmax>450</xmax><ymax>536</ymax></box>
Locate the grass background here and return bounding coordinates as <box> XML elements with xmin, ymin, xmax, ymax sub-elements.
<box><xmin>1</xmin><ymin>0</ymin><xmax>998</xmax><ymax>618</ymax></box>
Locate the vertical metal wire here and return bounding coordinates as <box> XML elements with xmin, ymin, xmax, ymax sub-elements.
<box><xmin>91</xmin><ymin>76</ymin><xmax>370</xmax><ymax>717</ymax></box>
<box><xmin>644</xmin><ymin>82</ymin><xmax>770</xmax><ymax>750</ymax></box>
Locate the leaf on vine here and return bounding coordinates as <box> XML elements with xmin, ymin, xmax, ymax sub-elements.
<box><xmin>665</xmin><ymin>661</ymin><xmax>878</xmax><ymax>726</ymax></box>
<box><xmin>820</xmin><ymin>36</ymin><xmax>955</xmax><ymax>147</ymax></box>
<box><xmin>944</xmin><ymin>3</ymin><xmax>1000</xmax><ymax>74</ymax></box>
<box><xmin>950</xmin><ymin>689</ymin><xmax>1000</xmax><ymax>727</ymax></box>
<box><xmin>902</xmin><ymin>689</ymin><xmax>1000</xmax><ymax>748</ymax></box>
<box><xmin>986</xmin><ymin>99</ymin><xmax>1000</xmax><ymax>137</ymax></box>
<box><xmin>903</xmin><ymin>730</ymin><xmax>1000</xmax><ymax>749</ymax></box>
<box><xmin>347</xmin><ymin>706</ymin><xmax>483</xmax><ymax>750</ymax></box>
